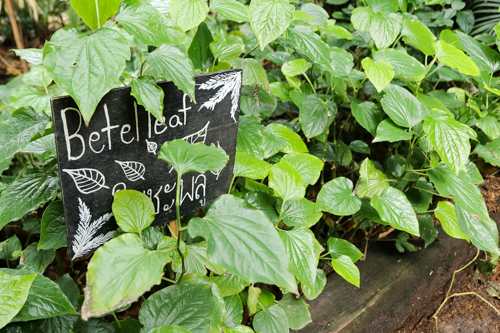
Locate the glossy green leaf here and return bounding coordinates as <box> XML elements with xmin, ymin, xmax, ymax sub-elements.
<box><xmin>145</xmin><ymin>45</ymin><xmax>196</xmax><ymax>103</ymax></box>
<box><xmin>473</xmin><ymin>138</ymin><xmax>500</xmax><ymax>167</ymax></box>
<box><xmin>43</xmin><ymin>28</ymin><xmax>130</xmax><ymax>125</ymax></box>
<box><xmin>419</xmin><ymin>214</ymin><xmax>438</xmax><ymax>248</ymax></box>
<box><xmin>210</xmin><ymin>36</ymin><xmax>245</xmax><ymax>65</ymax></box>
<box><xmin>0</xmin><ymin>271</ymin><xmax>36</xmax><ymax>329</ymax></box>
<box><xmin>299</xmin><ymin>95</ymin><xmax>336</xmax><ymax>139</ymax></box>
<box><xmin>21</xmin><ymin>134</ymin><xmax>56</xmax><ymax>160</ymax></box>
<box><xmin>317</xmin><ymin>177</ymin><xmax>361</xmax><ymax>216</ymax></box>
<box><xmin>280</xmin><ymin>198</ymin><xmax>322</xmax><ymax>228</ymax></box>
<box><xmin>0</xmin><ymin>235</ymin><xmax>22</xmax><ymax>261</ymax></box>
<box><xmin>301</xmin><ymin>268</ymin><xmax>326</xmax><ymax>300</ymax></box>
<box><xmin>22</xmin><ymin>65</ymin><xmax>52</xmax><ymax>89</ymax></box>
<box><xmin>249</xmin><ymin>0</ymin><xmax>294</xmax><ymax>50</ymax></box>
<box><xmin>395</xmin><ymin>232</ymin><xmax>415</xmax><ymax>253</ymax></box>
<box><xmin>244</xmin><ymin>191</ymin><xmax>278</xmax><ymax>223</ymax></box>
<box><xmin>233</xmin><ymin>152</ymin><xmax>271</xmax><ymax>180</ymax></box>
<box><xmin>434</xmin><ymin>201</ymin><xmax>468</xmax><ymax>241</ymax></box>
<box><xmin>269</xmin><ymin>159</ymin><xmax>305</xmax><ymax>201</ymax></box>
<box><xmin>265</xmin><ymin>123</ymin><xmax>308</xmax><ymax>153</ymax></box>
<box><xmin>83</xmin><ymin>234</ymin><xmax>170</xmax><ymax>317</ymax></box>
<box><xmin>169</xmin><ymin>0</ymin><xmax>209</xmax><ymax>31</ymax></box>
<box><xmin>373</xmin><ymin>119</ymin><xmax>414</xmax><ymax>143</ymax></box>
<box><xmin>455</xmin><ymin>203</ymin><xmax>500</xmax><ymax>256</ymax></box>
<box><xmin>349</xmin><ymin>140</ymin><xmax>371</xmax><ymax>154</ymax></box>
<box><xmin>234</xmin><ymin>58</ymin><xmax>269</xmax><ymax>91</ymax></box>
<box><xmin>279</xmin><ymin>227</ymin><xmax>317</xmax><ymax>290</ymax></box>
<box><xmin>351</xmin><ymin>6</ymin><xmax>373</xmax><ymax>32</ymax></box>
<box><xmin>371</xmin><ymin>187</ymin><xmax>420</xmax><ymax>236</ymax></box>
<box><xmin>247</xmin><ymin>286</ymin><xmax>260</xmax><ymax>316</ymax></box>
<box><xmin>147</xmin><ymin>326</ymin><xmax>191</xmax><ymax>333</ymax></box>
<box><xmin>158</xmin><ymin>140</ymin><xmax>228</xmax><ymax>176</ymax></box>
<box><xmin>282</xmin><ymin>153</ymin><xmax>324</xmax><ymax>186</ymax></box>
<box><xmin>0</xmin><ymin>170</ymin><xmax>59</xmax><ymax>230</ymax></box>
<box><xmin>237</xmin><ymin>116</ymin><xmax>265</xmax><ymax>159</ymax></box>
<box><xmin>20</xmin><ymin>243</ymin><xmax>54</xmax><ymax>274</ymax></box>
<box><xmin>361</xmin><ymin>58</ymin><xmax>394</xmax><ymax>93</ymax></box>
<box><xmin>282</xmin><ymin>59</ymin><xmax>311</xmax><ymax>77</ymax></box>
<box><xmin>210</xmin><ymin>0</ymin><xmax>249</xmax><ymax>23</ymax></box>
<box><xmin>211</xmin><ymin>274</ymin><xmax>249</xmax><ymax>298</ymax></box>
<box><xmin>223</xmin><ymin>294</ymin><xmax>243</xmax><ymax>329</ymax></box>
<box><xmin>9</xmin><ymin>87</ymin><xmax>52</xmax><ymax>115</ymax></box>
<box><xmin>0</xmin><ymin>107</ymin><xmax>49</xmax><ymax>163</ymax></box>
<box><xmin>112</xmin><ymin>190</ymin><xmax>155</xmax><ymax>234</ymax></box>
<box><xmin>38</xmin><ymin>201</ymin><xmax>67</xmax><ymax>250</ymax></box>
<box><xmin>130</xmin><ymin>76</ymin><xmax>165</xmax><ymax>124</ymax></box>
<box><xmin>476</xmin><ymin>115</ymin><xmax>500</xmax><ymax>140</ymax></box>
<box><xmin>434</xmin><ymin>40</ymin><xmax>480</xmax><ymax>76</ymax></box>
<box><xmin>318</xmin><ymin>25</ymin><xmax>353</xmax><ymax>40</ymax></box>
<box><xmin>381</xmin><ymin>84</ymin><xmax>425</xmax><ymax>128</ymax></box>
<box><xmin>277</xmin><ymin>293</ymin><xmax>312</xmax><ymax>330</ymax></box>
<box><xmin>373</xmin><ymin>49</ymin><xmax>426</xmax><ymax>82</ymax></box>
<box><xmin>455</xmin><ymin>31</ymin><xmax>500</xmax><ymax>74</ymax></box>
<box><xmin>253</xmin><ymin>305</ymin><xmax>289</xmax><ymax>333</ymax></box>
<box><xmin>188</xmin><ymin>22</ymin><xmax>214</xmax><ymax>70</ymax></box>
<box><xmin>112</xmin><ymin>318</ymin><xmax>143</xmax><ymax>333</ymax></box>
<box><xmin>356</xmin><ymin>158</ymin><xmax>389</xmax><ymax>198</ymax></box>
<box><xmin>188</xmin><ymin>195</ymin><xmax>297</xmax><ymax>291</ymax></box>
<box><xmin>55</xmin><ymin>274</ymin><xmax>80</xmax><ymax>309</ymax></box>
<box><xmin>424</xmin><ymin>116</ymin><xmax>471</xmax><ymax>176</ymax></box>
<box><xmin>269</xmin><ymin>82</ymin><xmax>293</xmax><ymax>102</ymax></box>
<box><xmin>13</xmin><ymin>48</ymin><xmax>43</xmax><ymax>65</ymax></box>
<box><xmin>406</xmin><ymin>179</ymin><xmax>433</xmax><ymax>214</ymax></box>
<box><xmin>351</xmin><ymin>100</ymin><xmax>384</xmax><ymax>137</ymax></box>
<box><xmin>401</xmin><ymin>18</ymin><xmax>436</xmax><ymax>55</ymax></box>
<box><xmin>116</xmin><ymin>0</ymin><xmax>185</xmax><ymax>46</ymax></box>
<box><xmin>369</xmin><ymin>12</ymin><xmax>402</xmax><ymax>49</ymax></box>
<box><xmin>70</xmin><ymin>0</ymin><xmax>121</xmax><ymax>30</ymax></box>
<box><xmin>331</xmin><ymin>255</ymin><xmax>360</xmax><ymax>287</ymax></box>
<box><xmin>327</xmin><ymin>238</ymin><xmax>363</xmax><ymax>263</ymax></box>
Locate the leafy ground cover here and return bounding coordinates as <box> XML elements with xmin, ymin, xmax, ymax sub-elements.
<box><xmin>1</xmin><ymin>0</ymin><xmax>500</xmax><ymax>332</ymax></box>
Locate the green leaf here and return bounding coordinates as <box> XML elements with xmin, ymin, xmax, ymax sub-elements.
<box><xmin>188</xmin><ymin>22</ymin><xmax>214</xmax><ymax>70</ymax></box>
<box><xmin>361</xmin><ymin>58</ymin><xmax>394</xmax><ymax>93</ymax></box>
<box><xmin>146</xmin><ymin>326</ymin><xmax>191</xmax><ymax>333</ymax></box>
<box><xmin>300</xmin><ymin>3</ymin><xmax>328</xmax><ymax>25</ymax></box>
<box><xmin>116</xmin><ymin>0</ymin><xmax>185</xmax><ymax>46</ymax></box>
<box><xmin>139</xmin><ymin>282</ymin><xmax>222</xmax><ymax>333</ymax></box>
<box><xmin>330</xmin><ymin>47</ymin><xmax>354</xmax><ymax>77</ymax></box>
<box><xmin>112</xmin><ymin>190</ymin><xmax>155</xmax><ymax>234</ymax></box>
<box><xmin>301</xmin><ymin>269</ymin><xmax>326</xmax><ymax>300</ymax></box>
<box><xmin>20</xmin><ymin>243</ymin><xmax>54</xmax><ymax>274</ymax></box>
<box><xmin>73</xmin><ymin>318</ymin><xmax>116</xmax><ymax>333</ymax></box>
<box><xmin>130</xmin><ymin>76</ymin><xmax>165</xmax><ymax>124</ymax></box>
<box><xmin>386</xmin><ymin>153</ymin><xmax>406</xmax><ymax>178</ymax></box>
<box><xmin>277</xmin><ymin>293</ymin><xmax>312</xmax><ymax>330</ymax></box>
<box><xmin>38</xmin><ymin>201</ymin><xmax>67</xmax><ymax>250</ymax></box>
<box><xmin>22</xmin><ymin>134</ymin><xmax>56</xmax><ymax>160</ymax></box>
<box><xmin>69</xmin><ymin>0</ymin><xmax>121</xmax><ymax>30</ymax></box>
<box><xmin>237</xmin><ymin>116</ymin><xmax>265</xmax><ymax>159</ymax></box>
<box><xmin>249</xmin><ymin>0</ymin><xmax>294</xmax><ymax>50</ymax></box>
<box><xmin>434</xmin><ymin>40</ymin><xmax>480</xmax><ymax>77</ymax></box>
<box><xmin>369</xmin><ymin>12</ymin><xmax>402</xmax><ymax>49</ymax></box>
<box><xmin>0</xmin><ymin>170</ymin><xmax>59</xmax><ymax>230</ymax></box>
<box><xmin>55</xmin><ymin>273</ymin><xmax>80</xmax><ymax>309</ymax></box>
<box><xmin>287</xmin><ymin>25</ymin><xmax>335</xmax><ymax>74</ymax></box>
<box><xmin>10</xmin><ymin>87</ymin><xmax>52</xmax><ymax>115</ymax></box>
<box><xmin>434</xmin><ymin>201</ymin><xmax>468</xmax><ymax>241</ymax></box>
<box><xmin>265</xmin><ymin>123</ymin><xmax>308</xmax><ymax>154</ymax></box>
<box><xmin>331</xmin><ymin>255</ymin><xmax>360</xmax><ymax>287</ymax></box>
<box><xmin>367</xmin><ymin>0</ymin><xmax>398</xmax><ymax>12</ymax></box>
<box><xmin>350</xmin><ymin>140</ymin><xmax>371</xmax><ymax>154</ymax></box>
<box><xmin>317</xmin><ymin>177</ymin><xmax>362</xmax><ymax>216</ymax></box>
<box><xmin>299</xmin><ymin>95</ymin><xmax>336</xmax><ymax>139</ymax></box>
<box><xmin>1</xmin><ymin>269</ymin><xmax>75</xmax><ymax>322</ymax></box>
<box><xmin>351</xmin><ymin>6</ymin><xmax>374</xmax><ymax>32</ymax></box>
<box><xmin>373</xmin><ymin>49</ymin><xmax>426</xmax><ymax>82</ymax></box>
<box><xmin>424</xmin><ymin>116</ymin><xmax>471</xmax><ymax>176</ymax></box>
<box><xmin>318</xmin><ymin>25</ymin><xmax>353</xmax><ymax>40</ymax></box>
<box><xmin>405</xmin><ymin>179</ymin><xmax>433</xmax><ymax>214</ymax></box>
<box><xmin>371</xmin><ymin>187</ymin><xmax>420</xmax><ymax>236</ymax></box>
<box><xmin>43</xmin><ymin>28</ymin><xmax>130</xmax><ymax>125</ymax></box>
<box><xmin>262</xmin><ymin>127</ymin><xmax>286</xmax><ymax>159</ymax></box>
<box><xmin>145</xmin><ymin>45</ymin><xmax>196</xmax><ymax>103</ymax></box>
<box><xmin>280</xmin><ymin>198</ymin><xmax>322</xmax><ymax>228</ymax></box>
<box><xmin>381</xmin><ymin>84</ymin><xmax>425</xmax><ymax>128</ymax></box>
<box><xmin>327</xmin><ymin>238</ymin><xmax>363</xmax><ymax>263</ymax></box>
<box><xmin>253</xmin><ymin>305</ymin><xmax>289</xmax><ymax>333</ymax></box>
<box><xmin>401</xmin><ymin>18</ymin><xmax>436</xmax><ymax>56</ymax></box>
<box><xmin>158</xmin><ymin>140</ymin><xmax>228</xmax><ymax>176</ymax></box>
<box><xmin>476</xmin><ymin>115</ymin><xmax>500</xmax><ymax>140</ymax></box>
<box><xmin>245</xmin><ymin>192</ymin><xmax>278</xmax><ymax>223</ymax></box>
<box><xmin>456</xmin><ymin>10</ymin><xmax>475</xmax><ymax>34</ymax></box>
<box><xmin>211</xmin><ymin>274</ymin><xmax>249</xmax><ymax>298</ymax></box>
<box><xmin>428</xmin><ymin>165</ymin><xmax>489</xmax><ymax>220</ymax></box>
<box><xmin>0</xmin><ymin>271</ymin><xmax>36</xmax><ymax>329</ymax></box>
<box><xmin>112</xmin><ymin>318</ymin><xmax>143</xmax><ymax>333</ymax></box>
<box><xmin>351</xmin><ymin>100</ymin><xmax>384</xmax><ymax>137</ymax></box>
<box><xmin>395</xmin><ymin>232</ymin><xmax>415</xmax><ymax>253</ymax></box>
<box><xmin>169</xmin><ymin>0</ymin><xmax>209</xmax><ymax>31</ymax></box>
<box><xmin>455</xmin><ymin>31</ymin><xmax>500</xmax><ymax>74</ymax></box>
<box><xmin>0</xmin><ymin>235</ymin><xmax>22</xmax><ymax>261</ymax></box>
<box><xmin>223</xmin><ymin>294</ymin><xmax>243</xmax><ymax>329</ymax></box>
<box><xmin>356</xmin><ymin>158</ymin><xmax>389</xmax><ymax>198</ymax></box>
<box><xmin>233</xmin><ymin>151</ymin><xmax>271</xmax><ymax>180</ymax></box>
<box><xmin>269</xmin><ymin>159</ymin><xmax>306</xmax><ymax>201</ymax></box>
<box><xmin>282</xmin><ymin>153</ymin><xmax>324</xmax><ymax>186</ymax></box>
<box><xmin>22</xmin><ymin>65</ymin><xmax>52</xmax><ymax>89</ymax></box>
<box><xmin>455</xmin><ymin>203</ymin><xmax>500</xmax><ymax>256</ymax></box>
<box><xmin>82</xmin><ymin>234</ymin><xmax>170</xmax><ymax>317</ymax></box>
<box><xmin>269</xmin><ymin>82</ymin><xmax>292</xmax><ymax>102</ymax></box>
<box><xmin>188</xmin><ymin>195</ymin><xmax>297</xmax><ymax>292</ymax></box>
<box><xmin>234</xmin><ymin>58</ymin><xmax>269</xmax><ymax>91</ymax></box>
<box><xmin>0</xmin><ymin>107</ymin><xmax>49</xmax><ymax>163</ymax></box>
<box><xmin>210</xmin><ymin>0</ymin><xmax>249</xmax><ymax>23</ymax></box>
<box><xmin>418</xmin><ymin>214</ymin><xmax>438</xmax><ymax>248</ymax></box>
<box><xmin>473</xmin><ymin>138</ymin><xmax>500</xmax><ymax>167</ymax></box>
<box><xmin>282</xmin><ymin>59</ymin><xmax>312</xmax><ymax>77</ymax></box>
<box><xmin>210</xmin><ymin>36</ymin><xmax>245</xmax><ymax>65</ymax></box>
<box><xmin>247</xmin><ymin>286</ymin><xmax>260</xmax><ymax>316</ymax></box>
<box><xmin>279</xmin><ymin>227</ymin><xmax>317</xmax><ymax>290</ymax></box>
<box><xmin>12</xmin><ymin>48</ymin><xmax>43</xmax><ymax>65</ymax></box>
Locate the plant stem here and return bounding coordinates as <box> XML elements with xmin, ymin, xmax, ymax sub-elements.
<box><xmin>162</xmin><ymin>277</ymin><xmax>176</xmax><ymax>284</ymax></box>
<box><xmin>276</xmin><ymin>200</ymin><xmax>286</xmax><ymax>228</ymax></box>
<box><xmin>304</xmin><ymin>73</ymin><xmax>316</xmax><ymax>93</ymax></box>
<box><xmin>228</xmin><ymin>176</ymin><xmax>236</xmax><ymax>194</ymax></box>
<box><xmin>175</xmin><ymin>173</ymin><xmax>186</xmax><ymax>285</ymax></box>
<box><xmin>112</xmin><ymin>312</ymin><xmax>120</xmax><ymax>327</ymax></box>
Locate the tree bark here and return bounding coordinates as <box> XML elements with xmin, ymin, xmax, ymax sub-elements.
<box><xmin>5</xmin><ymin>0</ymin><xmax>29</xmax><ymax>73</ymax></box>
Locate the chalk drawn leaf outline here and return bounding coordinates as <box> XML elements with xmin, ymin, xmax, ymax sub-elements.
<box><xmin>115</xmin><ymin>160</ymin><xmax>146</xmax><ymax>181</ymax></box>
<box><xmin>146</xmin><ymin>139</ymin><xmax>158</xmax><ymax>155</ymax></box>
<box><xmin>63</xmin><ymin>168</ymin><xmax>109</xmax><ymax>194</ymax></box>
<box><xmin>72</xmin><ymin>198</ymin><xmax>114</xmax><ymax>259</ymax></box>
<box><xmin>182</xmin><ymin>121</ymin><xmax>210</xmax><ymax>144</ymax></box>
<box><xmin>198</xmin><ymin>71</ymin><xmax>241</xmax><ymax>122</ymax></box>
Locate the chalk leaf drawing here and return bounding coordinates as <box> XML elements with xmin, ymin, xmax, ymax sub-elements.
<box><xmin>182</xmin><ymin>121</ymin><xmax>210</xmax><ymax>144</ymax></box>
<box><xmin>63</xmin><ymin>168</ymin><xmax>109</xmax><ymax>194</ymax></box>
<box><xmin>210</xmin><ymin>141</ymin><xmax>226</xmax><ymax>180</ymax></box>
<box><xmin>198</xmin><ymin>71</ymin><xmax>241</xmax><ymax>122</ymax></box>
<box><xmin>146</xmin><ymin>139</ymin><xmax>158</xmax><ymax>155</ymax></box>
<box><xmin>72</xmin><ymin>198</ymin><xmax>114</xmax><ymax>259</ymax></box>
<box><xmin>115</xmin><ymin>160</ymin><xmax>146</xmax><ymax>181</ymax></box>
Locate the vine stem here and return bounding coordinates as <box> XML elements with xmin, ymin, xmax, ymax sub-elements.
<box><xmin>175</xmin><ymin>173</ymin><xmax>186</xmax><ymax>285</ymax></box>
<box><xmin>304</xmin><ymin>73</ymin><xmax>316</xmax><ymax>93</ymax></box>
<box><xmin>228</xmin><ymin>176</ymin><xmax>236</xmax><ymax>194</ymax></box>
<box><xmin>276</xmin><ymin>200</ymin><xmax>286</xmax><ymax>228</ymax></box>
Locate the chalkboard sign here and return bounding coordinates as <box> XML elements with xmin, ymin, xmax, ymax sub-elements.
<box><xmin>51</xmin><ymin>69</ymin><xmax>242</xmax><ymax>260</ymax></box>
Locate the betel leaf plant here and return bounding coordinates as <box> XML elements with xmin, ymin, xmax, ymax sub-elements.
<box><xmin>1</xmin><ymin>0</ymin><xmax>500</xmax><ymax>331</ymax></box>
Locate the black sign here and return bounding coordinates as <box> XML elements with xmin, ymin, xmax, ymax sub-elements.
<box><xmin>51</xmin><ymin>69</ymin><xmax>242</xmax><ymax>260</ymax></box>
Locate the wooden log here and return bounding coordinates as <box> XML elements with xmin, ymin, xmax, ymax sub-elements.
<box><xmin>298</xmin><ymin>226</ymin><xmax>478</xmax><ymax>333</ymax></box>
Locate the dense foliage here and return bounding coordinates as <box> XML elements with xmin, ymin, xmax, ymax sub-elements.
<box><xmin>1</xmin><ymin>0</ymin><xmax>500</xmax><ymax>332</ymax></box>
